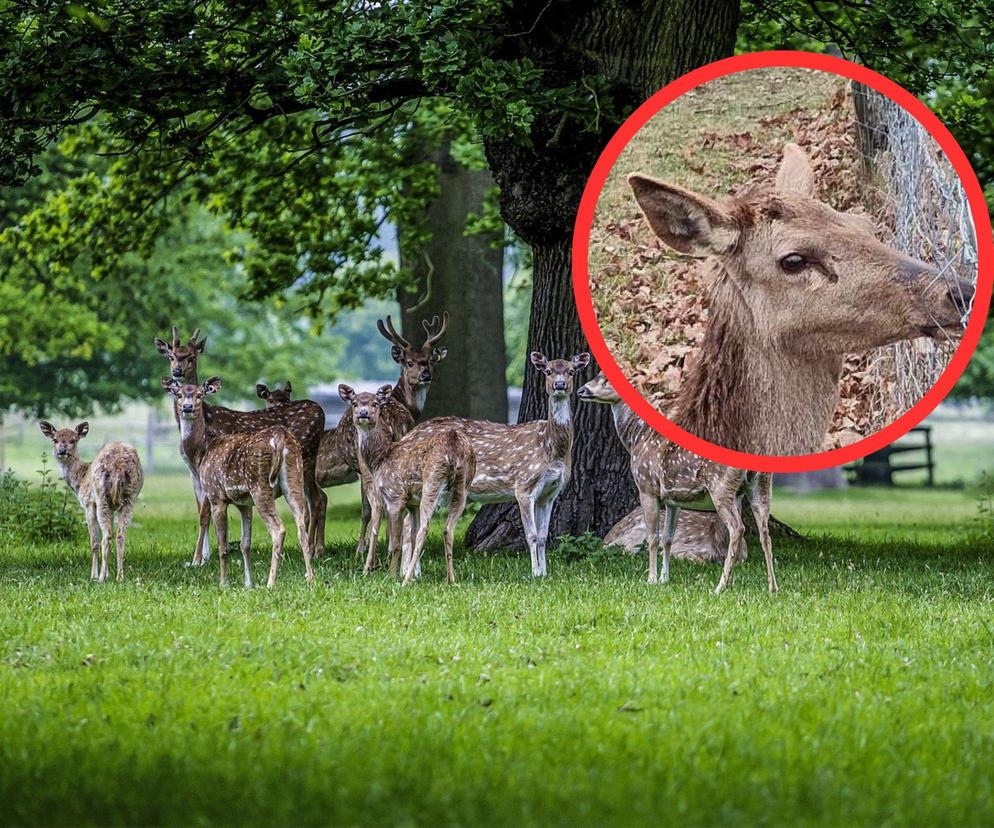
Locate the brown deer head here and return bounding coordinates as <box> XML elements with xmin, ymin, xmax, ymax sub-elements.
<box><xmin>577</xmin><ymin>372</ymin><xmax>621</xmax><ymax>405</ymax></box>
<box><xmin>338</xmin><ymin>384</ymin><xmax>393</xmax><ymax>433</ymax></box>
<box><xmin>161</xmin><ymin>376</ymin><xmax>221</xmax><ymax>419</ymax></box>
<box><xmin>377</xmin><ymin>314</ymin><xmax>448</xmax><ymax>408</ymax></box>
<box><xmin>154</xmin><ymin>327</ymin><xmax>207</xmax><ymax>382</ymax></box>
<box><xmin>629</xmin><ymin>143</ymin><xmax>973</xmax><ymax>356</ymax></box>
<box><xmin>530</xmin><ymin>352</ymin><xmax>591</xmax><ymax>400</ymax></box>
<box><xmin>257</xmin><ymin>382</ymin><xmax>293</xmax><ymax>407</ymax></box>
<box><xmin>39</xmin><ymin>421</ymin><xmax>89</xmax><ymax>459</ymax></box>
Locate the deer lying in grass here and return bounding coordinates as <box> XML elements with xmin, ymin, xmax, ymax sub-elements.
<box><xmin>257</xmin><ymin>382</ymin><xmax>293</xmax><ymax>408</ymax></box>
<box><xmin>154</xmin><ymin>327</ymin><xmax>327</xmax><ymax>562</ymax></box>
<box><xmin>629</xmin><ymin>143</ymin><xmax>974</xmax><ymax>455</ymax></box>
<box><xmin>339</xmin><ymin>384</ymin><xmax>474</xmax><ymax>585</ymax></box>
<box><xmin>399</xmin><ymin>352</ymin><xmax>590</xmax><ymax>577</ymax></box>
<box><xmin>39</xmin><ymin>421</ymin><xmax>144</xmax><ymax>582</ymax></box>
<box><xmin>316</xmin><ymin>314</ymin><xmax>448</xmax><ymax>557</ymax></box>
<box><xmin>163</xmin><ymin>377</ymin><xmax>313</xmax><ymax>588</ymax></box>
<box><xmin>578</xmin><ymin>373</ymin><xmax>774</xmax><ymax>594</ymax></box>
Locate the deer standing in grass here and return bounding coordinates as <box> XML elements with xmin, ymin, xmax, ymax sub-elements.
<box><xmin>340</xmin><ymin>384</ymin><xmax>475</xmax><ymax>585</ymax></box>
<box><xmin>316</xmin><ymin>314</ymin><xmax>448</xmax><ymax>557</ymax></box>
<box><xmin>39</xmin><ymin>421</ymin><xmax>144</xmax><ymax>582</ymax></box>
<box><xmin>399</xmin><ymin>352</ymin><xmax>590</xmax><ymax>577</ymax></box>
<box><xmin>163</xmin><ymin>377</ymin><xmax>313</xmax><ymax>588</ymax></box>
<box><xmin>578</xmin><ymin>373</ymin><xmax>774</xmax><ymax>594</ymax></box>
<box><xmin>629</xmin><ymin>143</ymin><xmax>974</xmax><ymax>455</ymax></box>
<box><xmin>154</xmin><ymin>327</ymin><xmax>327</xmax><ymax>562</ymax></box>
<box><xmin>257</xmin><ymin>382</ymin><xmax>293</xmax><ymax>408</ymax></box>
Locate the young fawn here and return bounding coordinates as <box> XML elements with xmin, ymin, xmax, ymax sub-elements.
<box><xmin>400</xmin><ymin>352</ymin><xmax>590</xmax><ymax>577</ymax></box>
<box><xmin>163</xmin><ymin>377</ymin><xmax>313</xmax><ymax>588</ymax></box>
<box><xmin>578</xmin><ymin>373</ymin><xmax>775</xmax><ymax>594</ymax></box>
<box><xmin>629</xmin><ymin>143</ymin><xmax>973</xmax><ymax>454</ymax></box>
<box><xmin>339</xmin><ymin>384</ymin><xmax>475</xmax><ymax>585</ymax></box>
<box><xmin>256</xmin><ymin>382</ymin><xmax>293</xmax><ymax>407</ymax></box>
<box><xmin>39</xmin><ymin>421</ymin><xmax>144</xmax><ymax>582</ymax></box>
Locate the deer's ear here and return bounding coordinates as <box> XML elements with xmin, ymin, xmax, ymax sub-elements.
<box><xmin>776</xmin><ymin>143</ymin><xmax>815</xmax><ymax>197</ymax></box>
<box><xmin>75</xmin><ymin>422</ymin><xmax>89</xmax><ymax>438</ymax></box>
<box><xmin>39</xmin><ymin>421</ymin><xmax>56</xmax><ymax>439</ymax></box>
<box><xmin>160</xmin><ymin>377</ymin><xmax>180</xmax><ymax>394</ymax></box>
<box><xmin>571</xmin><ymin>352</ymin><xmax>591</xmax><ymax>370</ymax></box>
<box><xmin>376</xmin><ymin>385</ymin><xmax>393</xmax><ymax>403</ymax></box>
<box><xmin>256</xmin><ymin>384</ymin><xmax>269</xmax><ymax>400</ymax></box>
<box><xmin>431</xmin><ymin>347</ymin><xmax>447</xmax><ymax>363</ymax></box>
<box><xmin>153</xmin><ymin>337</ymin><xmax>172</xmax><ymax>356</ymax></box>
<box><xmin>628</xmin><ymin>174</ymin><xmax>739</xmax><ymax>257</ymax></box>
<box><xmin>338</xmin><ymin>384</ymin><xmax>355</xmax><ymax>403</ymax></box>
<box><xmin>390</xmin><ymin>345</ymin><xmax>404</xmax><ymax>364</ymax></box>
<box><xmin>195</xmin><ymin>336</ymin><xmax>207</xmax><ymax>354</ymax></box>
<box><xmin>283</xmin><ymin>381</ymin><xmax>291</xmax><ymax>395</ymax></box>
<box><xmin>530</xmin><ymin>352</ymin><xmax>548</xmax><ymax>371</ymax></box>
<box><xmin>203</xmin><ymin>377</ymin><xmax>221</xmax><ymax>395</ymax></box>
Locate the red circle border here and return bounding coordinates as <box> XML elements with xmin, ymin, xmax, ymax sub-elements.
<box><xmin>572</xmin><ymin>50</ymin><xmax>993</xmax><ymax>473</ymax></box>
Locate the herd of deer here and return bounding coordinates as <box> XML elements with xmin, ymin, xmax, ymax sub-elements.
<box><xmin>37</xmin><ymin>144</ymin><xmax>973</xmax><ymax>592</ymax></box>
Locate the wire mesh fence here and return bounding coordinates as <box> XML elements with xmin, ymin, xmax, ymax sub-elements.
<box><xmin>852</xmin><ymin>82</ymin><xmax>977</xmax><ymax>432</ymax></box>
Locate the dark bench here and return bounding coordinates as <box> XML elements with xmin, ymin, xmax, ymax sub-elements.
<box><xmin>844</xmin><ymin>426</ymin><xmax>934</xmax><ymax>486</ymax></box>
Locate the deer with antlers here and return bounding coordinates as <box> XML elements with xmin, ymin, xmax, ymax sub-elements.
<box><xmin>339</xmin><ymin>384</ymin><xmax>475</xmax><ymax>584</ymax></box>
<box><xmin>315</xmin><ymin>313</ymin><xmax>448</xmax><ymax>557</ymax></box>
<box><xmin>578</xmin><ymin>372</ymin><xmax>774</xmax><ymax>594</ymax></box>
<box><xmin>256</xmin><ymin>382</ymin><xmax>293</xmax><ymax>408</ymax></box>
<box><xmin>163</xmin><ymin>377</ymin><xmax>313</xmax><ymax>587</ymax></box>
<box><xmin>395</xmin><ymin>351</ymin><xmax>590</xmax><ymax>578</ymax></box>
<box><xmin>628</xmin><ymin>143</ymin><xmax>974</xmax><ymax>455</ymax></box>
<box><xmin>39</xmin><ymin>421</ymin><xmax>144</xmax><ymax>582</ymax></box>
<box><xmin>154</xmin><ymin>327</ymin><xmax>327</xmax><ymax>563</ymax></box>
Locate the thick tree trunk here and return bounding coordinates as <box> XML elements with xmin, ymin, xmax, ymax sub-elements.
<box><xmin>400</xmin><ymin>142</ymin><xmax>507</xmax><ymax>422</ymax></box>
<box><xmin>468</xmin><ymin>0</ymin><xmax>742</xmax><ymax>548</ymax></box>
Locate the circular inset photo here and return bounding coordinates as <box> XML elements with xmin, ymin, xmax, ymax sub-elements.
<box><xmin>574</xmin><ymin>53</ymin><xmax>991</xmax><ymax>471</ymax></box>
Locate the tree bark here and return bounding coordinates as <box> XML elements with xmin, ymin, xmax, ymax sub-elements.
<box><xmin>468</xmin><ymin>0</ymin><xmax>742</xmax><ymax>548</ymax></box>
<box><xmin>400</xmin><ymin>142</ymin><xmax>507</xmax><ymax>422</ymax></box>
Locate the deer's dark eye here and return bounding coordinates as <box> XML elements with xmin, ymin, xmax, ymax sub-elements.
<box><xmin>779</xmin><ymin>253</ymin><xmax>807</xmax><ymax>274</ymax></box>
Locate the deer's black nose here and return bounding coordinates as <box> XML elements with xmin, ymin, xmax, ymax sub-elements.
<box><xmin>419</xmin><ymin>370</ymin><xmax>432</xmax><ymax>382</ymax></box>
<box><xmin>182</xmin><ymin>405</ymin><xmax>194</xmax><ymax>414</ymax></box>
<box><xmin>949</xmin><ymin>278</ymin><xmax>975</xmax><ymax>317</ymax></box>
<box><xmin>172</xmin><ymin>368</ymin><xmax>183</xmax><ymax>378</ymax></box>
<box><xmin>553</xmin><ymin>380</ymin><xmax>567</xmax><ymax>391</ymax></box>
<box><xmin>577</xmin><ymin>386</ymin><xmax>590</xmax><ymax>397</ymax></box>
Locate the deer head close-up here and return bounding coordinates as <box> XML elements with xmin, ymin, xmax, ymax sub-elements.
<box><xmin>627</xmin><ymin>143</ymin><xmax>975</xmax><ymax>455</ymax></box>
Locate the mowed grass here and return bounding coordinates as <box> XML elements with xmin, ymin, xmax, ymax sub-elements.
<box><xmin>2</xmin><ymin>473</ymin><xmax>994</xmax><ymax>826</ymax></box>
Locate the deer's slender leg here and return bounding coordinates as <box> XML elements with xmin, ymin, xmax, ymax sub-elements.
<box><xmin>750</xmin><ymin>472</ymin><xmax>777</xmax><ymax>594</ymax></box>
<box><xmin>212</xmin><ymin>502</ymin><xmax>231</xmax><ymax>587</ymax></box>
<box><xmin>515</xmin><ymin>491</ymin><xmax>540</xmax><ymax>577</ymax></box>
<box><xmin>534</xmin><ymin>494</ymin><xmax>557</xmax><ymax>577</ymax></box>
<box><xmin>191</xmin><ymin>475</ymin><xmax>211</xmax><ymax>566</ymax></box>
<box><xmin>404</xmin><ymin>507</ymin><xmax>422</xmax><ymax>580</ymax></box>
<box><xmin>406</xmin><ymin>482</ymin><xmax>440</xmax><ymax>585</ymax></box>
<box><xmin>661</xmin><ymin>503</ymin><xmax>679</xmax><ymax>585</ymax></box>
<box><xmin>387</xmin><ymin>502</ymin><xmax>406</xmax><ymax>578</ymax></box>
<box><xmin>713</xmin><ymin>476</ymin><xmax>746</xmax><ymax>595</ymax></box>
<box><xmin>443</xmin><ymin>486</ymin><xmax>468</xmax><ymax>585</ymax></box>
<box><xmin>355</xmin><ymin>478</ymin><xmax>372</xmax><ymax>561</ymax></box>
<box><xmin>364</xmin><ymin>492</ymin><xmax>383</xmax><ymax>574</ymax></box>
<box><xmin>236</xmin><ymin>504</ymin><xmax>254</xmax><ymax>588</ymax></box>
<box><xmin>96</xmin><ymin>502</ymin><xmax>113</xmax><ymax>583</ymax></box>
<box><xmin>284</xmin><ymin>483</ymin><xmax>314</xmax><ymax>584</ymax></box>
<box><xmin>255</xmin><ymin>492</ymin><xmax>287</xmax><ymax>588</ymax></box>
<box><xmin>115</xmin><ymin>502</ymin><xmax>134</xmax><ymax>582</ymax></box>
<box><xmin>85</xmin><ymin>504</ymin><xmax>100</xmax><ymax>580</ymax></box>
<box><xmin>310</xmin><ymin>480</ymin><xmax>327</xmax><ymax>559</ymax></box>
<box><xmin>639</xmin><ymin>491</ymin><xmax>660</xmax><ymax>584</ymax></box>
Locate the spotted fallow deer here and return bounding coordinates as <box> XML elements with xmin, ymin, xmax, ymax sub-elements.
<box><xmin>163</xmin><ymin>377</ymin><xmax>313</xmax><ymax>587</ymax></box>
<box><xmin>39</xmin><ymin>421</ymin><xmax>144</xmax><ymax>582</ymax></box>
<box><xmin>628</xmin><ymin>143</ymin><xmax>974</xmax><ymax>455</ymax></box>
<box><xmin>315</xmin><ymin>313</ymin><xmax>448</xmax><ymax>556</ymax></box>
<box><xmin>154</xmin><ymin>327</ymin><xmax>327</xmax><ymax>563</ymax></box>
<box><xmin>339</xmin><ymin>384</ymin><xmax>475</xmax><ymax>584</ymax></box>
<box><xmin>399</xmin><ymin>352</ymin><xmax>590</xmax><ymax>578</ymax></box>
<box><xmin>578</xmin><ymin>372</ymin><xmax>774</xmax><ymax>594</ymax></box>
<box><xmin>257</xmin><ymin>382</ymin><xmax>293</xmax><ymax>408</ymax></box>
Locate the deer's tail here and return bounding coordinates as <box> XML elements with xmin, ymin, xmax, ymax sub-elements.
<box><xmin>268</xmin><ymin>430</ymin><xmax>287</xmax><ymax>490</ymax></box>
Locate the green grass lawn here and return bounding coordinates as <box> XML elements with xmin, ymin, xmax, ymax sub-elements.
<box><xmin>2</xmin><ymin>468</ymin><xmax>994</xmax><ymax>826</ymax></box>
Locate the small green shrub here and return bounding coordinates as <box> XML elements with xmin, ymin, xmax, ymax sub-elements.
<box><xmin>0</xmin><ymin>456</ymin><xmax>81</xmax><ymax>544</ymax></box>
<box><xmin>551</xmin><ymin>531</ymin><xmax>613</xmax><ymax>562</ymax></box>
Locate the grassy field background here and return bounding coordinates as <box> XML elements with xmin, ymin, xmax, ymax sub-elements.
<box><xmin>2</xmin><ymin>415</ymin><xmax>994</xmax><ymax>826</ymax></box>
